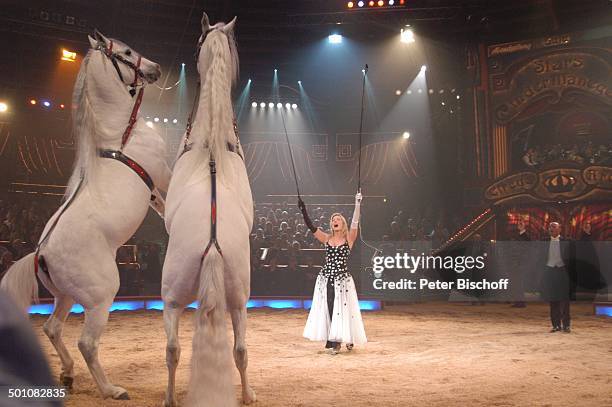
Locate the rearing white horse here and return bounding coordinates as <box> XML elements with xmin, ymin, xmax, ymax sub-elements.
<box><xmin>161</xmin><ymin>13</ymin><xmax>255</xmax><ymax>407</ymax></box>
<box><xmin>1</xmin><ymin>31</ymin><xmax>172</xmax><ymax>400</ymax></box>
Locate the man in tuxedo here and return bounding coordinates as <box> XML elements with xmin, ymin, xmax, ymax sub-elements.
<box><xmin>511</xmin><ymin>218</ymin><xmax>531</xmax><ymax>308</ymax></box>
<box><xmin>540</xmin><ymin>222</ymin><xmax>573</xmax><ymax>333</ymax></box>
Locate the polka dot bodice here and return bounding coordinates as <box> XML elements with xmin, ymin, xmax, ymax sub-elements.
<box><xmin>320</xmin><ymin>241</ymin><xmax>351</xmax><ymax>281</ymax></box>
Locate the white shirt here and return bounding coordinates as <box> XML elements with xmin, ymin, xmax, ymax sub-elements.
<box><xmin>547</xmin><ymin>236</ymin><xmax>564</xmax><ymax>267</ymax></box>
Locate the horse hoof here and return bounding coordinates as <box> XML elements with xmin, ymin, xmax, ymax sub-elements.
<box><xmin>59</xmin><ymin>373</ymin><xmax>74</xmax><ymax>390</ymax></box>
<box><xmin>115</xmin><ymin>392</ymin><xmax>130</xmax><ymax>400</ymax></box>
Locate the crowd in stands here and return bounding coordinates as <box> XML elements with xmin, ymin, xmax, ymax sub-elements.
<box><xmin>522</xmin><ymin>142</ymin><xmax>612</xmax><ymax>168</ymax></box>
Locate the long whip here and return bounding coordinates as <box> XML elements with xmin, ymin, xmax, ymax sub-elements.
<box><xmin>280</xmin><ymin>107</ymin><xmax>301</xmax><ymax>199</ymax></box>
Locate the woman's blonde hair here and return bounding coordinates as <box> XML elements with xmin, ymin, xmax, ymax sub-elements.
<box><xmin>329</xmin><ymin>212</ymin><xmax>348</xmax><ymax>240</ymax></box>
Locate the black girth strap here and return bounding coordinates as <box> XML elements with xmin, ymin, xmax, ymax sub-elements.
<box><xmin>202</xmin><ymin>157</ymin><xmax>223</xmax><ymax>260</ymax></box>
<box><xmin>98</xmin><ymin>149</ymin><xmax>155</xmax><ymax>191</ymax></box>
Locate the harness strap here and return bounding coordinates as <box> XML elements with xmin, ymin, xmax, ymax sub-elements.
<box><xmin>201</xmin><ymin>157</ymin><xmax>223</xmax><ymax>261</ymax></box>
<box><xmin>120</xmin><ymin>87</ymin><xmax>144</xmax><ymax>149</ymax></box>
<box><xmin>98</xmin><ymin>149</ymin><xmax>155</xmax><ymax>191</ymax></box>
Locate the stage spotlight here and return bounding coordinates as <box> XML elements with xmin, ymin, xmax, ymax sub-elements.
<box><xmin>417</xmin><ymin>89</ymin><xmax>423</xmax><ymax>93</ymax></box>
<box><xmin>29</xmin><ymin>99</ymin><xmax>37</xmax><ymax>105</ymax></box>
<box><xmin>268</xmin><ymin>102</ymin><xmax>274</xmax><ymax>108</ymax></box>
<box><xmin>61</xmin><ymin>49</ymin><xmax>77</xmax><ymax>62</ymax></box>
<box><xmin>441</xmin><ymin>102</ymin><xmax>445</xmax><ymax>106</ymax></box>
<box><xmin>457</xmin><ymin>95</ymin><xmax>461</xmax><ymax>99</ymax></box>
<box><xmin>59</xmin><ymin>104</ymin><xmax>65</xmax><ymax>109</ymax></box>
<box><xmin>451</xmin><ymin>88</ymin><xmax>456</xmax><ymax>93</ymax></box>
<box><xmin>42</xmin><ymin>101</ymin><xmax>51</xmax><ymax>108</ymax></box>
<box><xmin>400</xmin><ymin>28</ymin><xmax>415</xmax><ymax>44</ymax></box>
<box><xmin>0</xmin><ymin>102</ymin><xmax>7</xmax><ymax>113</ymax></box>
<box><xmin>389</xmin><ymin>0</ymin><xmax>394</xmax><ymax>4</ymax></box>
<box><xmin>407</xmin><ymin>90</ymin><xmax>412</xmax><ymax>95</ymax></box>
<box><xmin>358</xmin><ymin>0</ymin><xmax>364</xmax><ymax>6</ymax></box>
<box><xmin>285</xmin><ymin>103</ymin><xmax>291</xmax><ymax>109</ymax></box>
<box><xmin>274</xmin><ymin>68</ymin><xmax>277</xmax><ymax>73</ymax></box>
<box><xmin>260</xmin><ymin>102</ymin><xmax>266</xmax><ymax>108</ymax></box>
<box><xmin>251</xmin><ymin>102</ymin><xmax>257</xmax><ymax>107</ymax></box>
<box><xmin>402</xmin><ymin>131</ymin><xmax>410</xmax><ymax>139</ymax></box>
<box><xmin>146</xmin><ymin>121</ymin><xmax>154</xmax><ymax>128</ymax></box>
<box><xmin>377</xmin><ymin>0</ymin><xmax>384</xmax><ymax>6</ymax></box>
<box><xmin>298</xmin><ymin>80</ymin><xmax>302</xmax><ymax>85</ymax></box>
<box><xmin>439</xmin><ymin>89</ymin><xmax>445</xmax><ymax>94</ymax></box>
<box><xmin>428</xmin><ymin>89</ymin><xmax>434</xmax><ymax>94</ymax></box>
<box><xmin>291</xmin><ymin>103</ymin><xmax>297</xmax><ymax>109</ymax></box>
<box><xmin>172</xmin><ymin>119</ymin><xmax>178</xmax><ymax>124</ymax></box>
<box><xmin>248</xmin><ymin>78</ymin><xmax>252</xmax><ymax>83</ymax></box>
<box><xmin>361</xmin><ymin>69</ymin><xmax>366</xmax><ymax>74</ymax></box>
<box><xmin>328</xmin><ymin>34</ymin><xmax>343</xmax><ymax>44</ymax></box>
<box><xmin>181</xmin><ymin>62</ymin><xmax>185</xmax><ymax>67</ymax></box>
<box><xmin>347</xmin><ymin>1</ymin><xmax>354</xmax><ymax>8</ymax></box>
<box><xmin>163</xmin><ymin>118</ymin><xmax>168</xmax><ymax>123</ymax></box>
<box><xmin>154</xmin><ymin>117</ymin><xmax>159</xmax><ymax>122</ymax></box>
<box><xmin>420</xmin><ymin>65</ymin><xmax>427</xmax><ymax>72</ymax></box>
<box><xmin>395</xmin><ymin>90</ymin><xmax>401</xmax><ymax>96</ymax></box>
<box><xmin>276</xmin><ymin>103</ymin><xmax>282</xmax><ymax>109</ymax></box>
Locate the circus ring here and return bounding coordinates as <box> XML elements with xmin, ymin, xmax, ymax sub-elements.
<box><xmin>28</xmin><ymin>297</ymin><xmax>612</xmax><ymax>406</ymax></box>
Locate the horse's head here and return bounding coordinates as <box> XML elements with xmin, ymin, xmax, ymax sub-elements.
<box><xmin>88</xmin><ymin>30</ymin><xmax>162</xmax><ymax>88</ymax></box>
<box><xmin>196</xmin><ymin>12</ymin><xmax>238</xmax><ymax>86</ymax></box>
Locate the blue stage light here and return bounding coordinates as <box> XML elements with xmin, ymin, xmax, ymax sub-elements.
<box><xmin>328</xmin><ymin>34</ymin><xmax>343</xmax><ymax>44</ymax></box>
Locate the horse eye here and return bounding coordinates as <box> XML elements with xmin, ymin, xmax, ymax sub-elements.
<box><xmin>125</xmin><ymin>49</ymin><xmax>132</xmax><ymax>56</ymax></box>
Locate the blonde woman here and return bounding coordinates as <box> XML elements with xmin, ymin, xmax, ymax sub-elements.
<box><xmin>298</xmin><ymin>192</ymin><xmax>367</xmax><ymax>354</ymax></box>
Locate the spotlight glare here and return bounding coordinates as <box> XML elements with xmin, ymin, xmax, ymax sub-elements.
<box><xmin>42</xmin><ymin>101</ymin><xmax>51</xmax><ymax>108</ymax></box>
<box><xmin>146</xmin><ymin>121</ymin><xmax>154</xmax><ymax>128</ymax></box>
<box><xmin>172</xmin><ymin>119</ymin><xmax>178</xmax><ymax>124</ymax></box>
<box><xmin>268</xmin><ymin>102</ymin><xmax>274</xmax><ymax>108</ymax></box>
<box><xmin>163</xmin><ymin>118</ymin><xmax>168</xmax><ymax>123</ymax></box>
<box><xmin>400</xmin><ymin>28</ymin><xmax>415</xmax><ymax>44</ymax></box>
<box><xmin>368</xmin><ymin>1</ymin><xmax>374</xmax><ymax>6</ymax></box>
<box><xmin>328</xmin><ymin>34</ymin><xmax>343</xmax><ymax>44</ymax></box>
<box><xmin>181</xmin><ymin>62</ymin><xmax>185</xmax><ymax>67</ymax></box>
<box><xmin>457</xmin><ymin>95</ymin><xmax>461</xmax><ymax>99</ymax></box>
<box><xmin>61</xmin><ymin>49</ymin><xmax>77</xmax><ymax>62</ymax></box>
<box><xmin>29</xmin><ymin>99</ymin><xmax>37</xmax><ymax>105</ymax></box>
<box><xmin>154</xmin><ymin>117</ymin><xmax>159</xmax><ymax>122</ymax></box>
<box><xmin>59</xmin><ymin>104</ymin><xmax>65</xmax><ymax>109</ymax></box>
<box><xmin>348</xmin><ymin>1</ymin><xmax>354</xmax><ymax>8</ymax></box>
<box><xmin>417</xmin><ymin>89</ymin><xmax>423</xmax><ymax>93</ymax></box>
<box><xmin>285</xmin><ymin>103</ymin><xmax>291</xmax><ymax>109</ymax></box>
<box><xmin>420</xmin><ymin>65</ymin><xmax>427</xmax><ymax>72</ymax></box>
<box><xmin>407</xmin><ymin>90</ymin><xmax>412</xmax><ymax>94</ymax></box>
<box><xmin>428</xmin><ymin>89</ymin><xmax>434</xmax><ymax>94</ymax></box>
<box><xmin>276</xmin><ymin>103</ymin><xmax>283</xmax><ymax>109</ymax></box>
<box><xmin>441</xmin><ymin>102</ymin><xmax>445</xmax><ymax>106</ymax></box>
<box><xmin>291</xmin><ymin>103</ymin><xmax>297</xmax><ymax>109</ymax></box>
<box><xmin>0</xmin><ymin>102</ymin><xmax>7</xmax><ymax>113</ymax></box>
<box><xmin>298</xmin><ymin>80</ymin><xmax>302</xmax><ymax>85</ymax></box>
<box><xmin>377</xmin><ymin>0</ymin><xmax>384</xmax><ymax>5</ymax></box>
<box><xmin>402</xmin><ymin>131</ymin><xmax>410</xmax><ymax>139</ymax></box>
<box><xmin>395</xmin><ymin>89</ymin><xmax>401</xmax><ymax>96</ymax></box>
<box><xmin>389</xmin><ymin>0</ymin><xmax>394</xmax><ymax>4</ymax></box>
<box><xmin>251</xmin><ymin>102</ymin><xmax>257</xmax><ymax>107</ymax></box>
<box><xmin>439</xmin><ymin>89</ymin><xmax>445</xmax><ymax>94</ymax></box>
<box><xmin>260</xmin><ymin>102</ymin><xmax>266</xmax><ymax>108</ymax></box>
<box><xmin>358</xmin><ymin>0</ymin><xmax>364</xmax><ymax>6</ymax></box>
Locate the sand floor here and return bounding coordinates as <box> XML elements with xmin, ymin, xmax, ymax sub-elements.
<box><xmin>30</xmin><ymin>303</ymin><xmax>612</xmax><ymax>407</ymax></box>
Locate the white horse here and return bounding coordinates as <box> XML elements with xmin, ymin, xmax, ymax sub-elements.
<box><xmin>0</xmin><ymin>31</ymin><xmax>172</xmax><ymax>400</ymax></box>
<box><xmin>161</xmin><ymin>13</ymin><xmax>255</xmax><ymax>407</ymax></box>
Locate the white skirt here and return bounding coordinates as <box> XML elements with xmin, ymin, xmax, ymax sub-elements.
<box><xmin>303</xmin><ymin>274</ymin><xmax>367</xmax><ymax>345</ymax></box>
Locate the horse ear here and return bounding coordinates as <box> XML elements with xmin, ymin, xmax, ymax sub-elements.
<box><xmin>93</xmin><ymin>29</ymin><xmax>110</xmax><ymax>46</ymax></box>
<box><xmin>201</xmin><ymin>12</ymin><xmax>211</xmax><ymax>32</ymax></box>
<box><xmin>88</xmin><ymin>35</ymin><xmax>98</xmax><ymax>49</ymax></box>
<box><xmin>222</xmin><ymin>16</ymin><xmax>237</xmax><ymax>34</ymax></box>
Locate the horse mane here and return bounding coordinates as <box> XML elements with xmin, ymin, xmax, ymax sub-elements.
<box><xmin>64</xmin><ymin>49</ymin><xmax>97</xmax><ymax>200</ymax></box>
<box><xmin>189</xmin><ymin>28</ymin><xmax>239</xmax><ymax>184</ymax></box>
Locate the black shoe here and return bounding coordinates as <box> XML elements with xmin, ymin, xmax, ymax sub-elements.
<box><xmin>563</xmin><ymin>327</ymin><xmax>571</xmax><ymax>333</ymax></box>
<box><xmin>549</xmin><ymin>327</ymin><xmax>561</xmax><ymax>333</ymax></box>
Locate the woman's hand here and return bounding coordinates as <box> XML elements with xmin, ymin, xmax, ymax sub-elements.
<box><xmin>355</xmin><ymin>191</ymin><xmax>363</xmax><ymax>205</ymax></box>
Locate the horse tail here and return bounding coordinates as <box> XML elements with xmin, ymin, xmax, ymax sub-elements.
<box><xmin>185</xmin><ymin>249</ymin><xmax>236</xmax><ymax>407</ymax></box>
<box><xmin>0</xmin><ymin>253</ymin><xmax>38</xmax><ymax>314</ymax></box>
